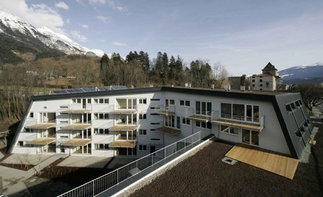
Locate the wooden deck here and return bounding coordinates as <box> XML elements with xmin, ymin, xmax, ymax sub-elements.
<box><xmin>25</xmin><ymin>123</ymin><xmax>56</xmax><ymax>129</ymax></box>
<box><xmin>109</xmin><ymin>141</ymin><xmax>136</xmax><ymax>148</ymax></box>
<box><xmin>225</xmin><ymin>146</ymin><xmax>299</xmax><ymax>179</ymax></box>
<box><xmin>110</xmin><ymin>109</ymin><xmax>136</xmax><ymax>114</ymax></box>
<box><xmin>109</xmin><ymin>125</ymin><xmax>137</xmax><ymax>131</ymax></box>
<box><xmin>157</xmin><ymin>127</ymin><xmax>180</xmax><ymax>134</ymax></box>
<box><xmin>27</xmin><ymin>138</ymin><xmax>56</xmax><ymax>145</ymax></box>
<box><xmin>187</xmin><ymin>115</ymin><xmax>210</xmax><ymax>122</ymax></box>
<box><xmin>63</xmin><ymin>139</ymin><xmax>91</xmax><ymax>146</ymax></box>
<box><xmin>61</xmin><ymin>109</ymin><xmax>90</xmax><ymax>113</ymax></box>
<box><xmin>213</xmin><ymin>119</ymin><xmax>261</xmax><ymax>131</ymax></box>
<box><xmin>62</xmin><ymin>124</ymin><xmax>91</xmax><ymax>130</ymax></box>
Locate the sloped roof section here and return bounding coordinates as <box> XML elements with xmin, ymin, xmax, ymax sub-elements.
<box><xmin>262</xmin><ymin>62</ymin><xmax>277</xmax><ymax>71</ymax></box>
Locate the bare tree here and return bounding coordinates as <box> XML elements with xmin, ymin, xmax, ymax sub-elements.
<box><xmin>290</xmin><ymin>83</ymin><xmax>323</xmax><ymax>111</ymax></box>
<box><xmin>213</xmin><ymin>63</ymin><xmax>229</xmax><ymax>88</ymax></box>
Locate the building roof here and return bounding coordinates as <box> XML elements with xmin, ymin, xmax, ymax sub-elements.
<box><xmin>262</xmin><ymin>62</ymin><xmax>277</xmax><ymax>71</ymax></box>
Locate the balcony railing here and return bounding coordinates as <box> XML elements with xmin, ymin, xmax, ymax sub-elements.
<box><xmin>154</xmin><ymin>105</ymin><xmax>175</xmax><ymax>116</ymax></box>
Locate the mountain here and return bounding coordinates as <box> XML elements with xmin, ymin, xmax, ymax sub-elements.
<box><xmin>279</xmin><ymin>63</ymin><xmax>323</xmax><ymax>85</ymax></box>
<box><xmin>0</xmin><ymin>10</ymin><xmax>103</xmax><ymax>64</ymax></box>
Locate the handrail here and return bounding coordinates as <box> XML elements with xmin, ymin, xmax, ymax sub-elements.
<box><xmin>57</xmin><ymin>131</ymin><xmax>202</xmax><ymax>197</ymax></box>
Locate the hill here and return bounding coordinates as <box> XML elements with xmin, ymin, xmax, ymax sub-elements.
<box><xmin>279</xmin><ymin>63</ymin><xmax>323</xmax><ymax>85</ymax></box>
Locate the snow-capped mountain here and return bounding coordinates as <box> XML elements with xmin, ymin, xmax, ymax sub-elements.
<box><xmin>279</xmin><ymin>63</ymin><xmax>323</xmax><ymax>85</ymax></box>
<box><xmin>0</xmin><ymin>10</ymin><xmax>103</xmax><ymax>57</ymax></box>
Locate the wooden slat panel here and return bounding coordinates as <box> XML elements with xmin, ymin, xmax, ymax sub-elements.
<box><xmin>110</xmin><ymin>125</ymin><xmax>137</xmax><ymax>131</ymax></box>
<box><xmin>109</xmin><ymin>141</ymin><xmax>136</xmax><ymax>148</ymax></box>
<box><xmin>225</xmin><ymin>146</ymin><xmax>299</xmax><ymax>179</ymax></box>
<box><xmin>26</xmin><ymin>123</ymin><xmax>56</xmax><ymax>129</ymax></box>
<box><xmin>63</xmin><ymin>139</ymin><xmax>91</xmax><ymax>146</ymax></box>
<box><xmin>27</xmin><ymin>138</ymin><xmax>55</xmax><ymax>145</ymax></box>
<box><xmin>62</xmin><ymin>124</ymin><xmax>91</xmax><ymax>130</ymax></box>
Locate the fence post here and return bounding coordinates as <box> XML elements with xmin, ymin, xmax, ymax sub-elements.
<box><xmin>92</xmin><ymin>180</ymin><xmax>94</xmax><ymax>196</ymax></box>
<box><xmin>164</xmin><ymin>147</ymin><xmax>166</xmax><ymax>159</ymax></box>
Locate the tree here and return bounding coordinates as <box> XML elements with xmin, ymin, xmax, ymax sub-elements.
<box><xmin>168</xmin><ymin>56</ymin><xmax>176</xmax><ymax>84</ymax></box>
<box><xmin>162</xmin><ymin>53</ymin><xmax>168</xmax><ymax>85</ymax></box>
<box><xmin>100</xmin><ymin>54</ymin><xmax>109</xmax><ymax>85</ymax></box>
<box><xmin>290</xmin><ymin>83</ymin><xmax>323</xmax><ymax>111</ymax></box>
<box><xmin>212</xmin><ymin>63</ymin><xmax>229</xmax><ymax>88</ymax></box>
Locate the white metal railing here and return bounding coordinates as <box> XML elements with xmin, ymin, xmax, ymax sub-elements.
<box><xmin>57</xmin><ymin>131</ymin><xmax>202</xmax><ymax>197</ymax></box>
<box><xmin>154</xmin><ymin>105</ymin><xmax>175</xmax><ymax>114</ymax></box>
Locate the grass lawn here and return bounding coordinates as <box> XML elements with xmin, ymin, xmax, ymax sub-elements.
<box><xmin>131</xmin><ymin>121</ymin><xmax>323</xmax><ymax>197</ymax></box>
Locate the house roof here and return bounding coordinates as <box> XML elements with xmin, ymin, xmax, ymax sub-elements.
<box><xmin>262</xmin><ymin>62</ymin><xmax>277</xmax><ymax>71</ymax></box>
<box><xmin>252</xmin><ymin>74</ymin><xmax>272</xmax><ymax>77</ymax></box>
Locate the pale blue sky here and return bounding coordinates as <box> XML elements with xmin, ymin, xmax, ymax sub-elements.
<box><xmin>1</xmin><ymin>0</ymin><xmax>323</xmax><ymax>75</ymax></box>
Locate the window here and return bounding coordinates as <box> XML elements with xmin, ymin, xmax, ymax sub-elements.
<box><xmin>94</xmin><ymin>128</ymin><xmax>109</xmax><ymax>134</ymax></box>
<box><xmin>295</xmin><ymin>101</ymin><xmax>300</xmax><ymax>107</ymax></box>
<box><xmin>151</xmin><ymin>99</ymin><xmax>160</xmax><ymax>101</ymax></box>
<box><xmin>182</xmin><ymin>118</ymin><xmax>190</xmax><ymax>125</ymax></box>
<box><xmin>221</xmin><ymin>103</ymin><xmax>232</xmax><ymax>118</ymax></box>
<box><xmin>77</xmin><ymin>99</ymin><xmax>81</xmax><ymax>103</ymax></box>
<box><xmin>266</xmin><ymin>82</ymin><xmax>269</xmax><ymax>87</ymax></box>
<box><xmin>139</xmin><ymin>129</ymin><xmax>147</xmax><ymax>135</ymax></box>
<box><xmin>196</xmin><ymin>121</ymin><xmax>211</xmax><ymax>129</ymax></box>
<box><xmin>104</xmin><ymin>99</ymin><xmax>109</xmax><ymax>104</ymax></box>
<box><xmin>260</xmin><ymin>84</ymin><xmax>263</xmax><ymax>87</ymax></box>
<box><xmin>72</xmin><ymin>99</ymin><xmax>76</xmax><ymax>103</ymax></box>
<box><xmin>94</xmin><ymin>113</ymin><xmax>109</xmax><ymax>120</ymax></box>
<box><xmin>29</xmin><ymin>112</ymin><xmax>34</xmax><ymax>118</ymax></box>
<box><xmin>291</xmin><ymin>103</ymin><xmax>296</xmax><ymax>109</ymax></box>
<box><xmin>95</xmin><ymin>144</ymin><xmax>109</xmax><ymax>150</ymax></box>
<box><xmin>260</xmin><ymin>79</ymin><xmax>263</xmax><ymax>82</ymax></box>
<box><xmin>139</xmin><ymin>98</ymin><xmax>147</xmax><ymax>104</ymax></box>
<box><xmin>139</xmin><ymin>145</ymin><xmax>147</xmax><ymax>151</ymax></box>
<box><xmin>177</xmin><ymin>117</ymin><xmax>180</xmax><ymax>129</ymax></box>
<box><xmin>286</xmin><ymin>104</ymin><xmax>292</xmax><ymax>112</ymax></box>
<box><xmin>260</xmin><ymin>88</ymin><xmax>263</xmax><ymax>91</ymax></box>
<box><xmin>99</xmin><ymin>99</ymin><xmax>104</xmax><ymax>104</ymax></box>
<box><xmin>221</xmin><ymin>125</ymin><xmax>239</xmax><ymax>135</ymax></box>
<box><xmin>196</xmin><ymin>101</ymin><xmax>212</xmax><ymax>116</ymax></box>
<box><xmin>139</xmin><ymin>114</ymin><xmax>147</xmax><ymax>119</ymax></box>
<box><xmin>150</xmin><ymin>138</ymin><xmax>160</xmax><ymax>141</ymax></box>
<box><xmin>150</xmin><ymin>113</ymin><xmax>159</xmax><ymax>116</ymax></box>
<box><xmin>151</xmin><ymin>122</ymin><xmax>160</xmax><ymax>125</ymax></box>
<box><xmin>165</xmin><ymin>115</ymin><xmax>175</xmax><ymax>127</ymax></box>
<box><xmin>87</xmin><ymin>99</ymin><xmax>91</xmax><ymax>104</ymax></box>
<box><xmin>150</xmin><ymin>129</ymin><xmax>156</xmax><ymax>131</ymax></box>
<box><xmin>252</xmin><ymin>80</ymin><xmax>255</xmax><ymax>82</ymax></box>
<box><xmin>18</xmin><ymin>141</ymin><xmax>23</xmax><ymax>146</ymax></box>
<box><xmin>180</xmin><ymin>100</ymin><xmax>190</xmax><ymax>106</ymax></box>
<box><xmin>94</xmin><ymin>99</ymin><xmax>98</xmax><ymax>104</ymax></box>
<box><xmin>170</xmin><ymin>99</ymin><xmax>175</xmax><ymax>105</ymax></box>
<box><xmin>233</xmin><ymin>104</ymin><xmax>244</xmax><ymax>120</ymax></box>
<box><xmin>252</xmin><ymin>84</ymin><xmax>255</xmax><ymax>87</ymax></box>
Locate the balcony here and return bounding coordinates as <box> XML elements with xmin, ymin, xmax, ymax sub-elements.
<box><xmin>184</xmin><ymin>108</ymin><xmax>213</xmax><ymax>122</ymax></box>
<box><xmin>212</xmin><ymin>112</ymin><xmax>265</xmax><ymax>131</ymax></box>
<box><xmin>25</xmin><ymin>123</ymin><xmax>56</xmax><ymax>130</ymax></box>
<box><xmin>62</xmin><ymin>139</ymin><xmax>91</xmax><ymax>146</ymax></box>
<box><xmin>157</xmin><ymin>127</ymin><xmax>180</xmax><ymax>135</ymax></box>
<box><xmin>110</xmin><ymin>105</ymin><xmax>137</xmax><ymax>114</ymax></box>
<box><xmin>61</xmin><ymin>124</ymin><xmax>91</xmax><ymax>130</ymax></box>
<box><xmin>109</xmin><ymin>141</ymin><xmax>136</xmax><ymax>148</ymax></box>
<box><xmin>154</xmin><ymin>105</ymin><xmax>175</xmax><ymax>116</ymax></box>
<box><xmin>26</xmin><ymin>138</ymin><xmax>56</xmax><ymax>146</ymax></box>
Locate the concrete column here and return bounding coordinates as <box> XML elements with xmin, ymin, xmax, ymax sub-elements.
<box><xmin>82</xmin><ymin>146</ymin><xmax>84</xmax><ymax>154</ymax></box>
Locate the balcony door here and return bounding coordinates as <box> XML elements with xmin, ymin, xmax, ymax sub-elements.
<box><xmin>242</xmin><ymin>129</ymin><xmax>259</xmax><ymax>146</ymax></box>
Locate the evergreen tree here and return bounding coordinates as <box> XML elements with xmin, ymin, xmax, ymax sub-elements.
<box><xmin>162</xmin><ymin>52</ymin><xmax>168</xmax><ymax>85</ymax></box>
<box><xmin>168</xmin><ymin>56</ymin><xmax>176</xmax><ymax>84</ymax></box>
<box><xmin>100</xmin><ymin>54</ymin><xmax>109</xmax><ymax>85</ymax></box>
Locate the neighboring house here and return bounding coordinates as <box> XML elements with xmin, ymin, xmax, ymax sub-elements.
<box><xmin>251</xmin><ymin>62</ymin><xmax>282</xmax><ymax>91</ymax></box>
<box><xmin>8</xmin><ymin>86</ymin><xmax>313</xmax><ymax>159</ymax></box>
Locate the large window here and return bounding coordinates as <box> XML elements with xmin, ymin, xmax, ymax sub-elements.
<box><xmin>165</xmin><ymin>115</ymin><xmax>175</xmax><ymax>128</ymax></box>
<box><xmin>221</xmin><ymin>103</ymin><xmax>231</xmax><ymax>118</ymax></box>
<box><xmin>233</xmin><ymin>104</ymin><xmax>244</xmax><ymax>120</ymax></box>
<box><xmin>196</xmin><ymin>101</ymin><xmax>212</xmax><ymax>116</ymax></box>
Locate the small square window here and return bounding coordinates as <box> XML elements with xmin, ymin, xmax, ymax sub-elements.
<box><xmin>170</xmin><ymin>99</ymin><xmax>175</xmax><ymax>105</ymax></box>
<box><xmin>104</xmin><ymin>99</ymin><xmax>109</xmax><ymax>104</ymax></box>
<box><xmin>30</xmin><ymin>112</ymin><xmax>34</xmax><ymax>118</ymax></box>
<box><xmin>180</xmin><ymin>100</ymin><xmax>184</xmax><ymax>106</ymax></box>
<box><xmin>99</xmin><ymin>99</ymin><xmax>104</xmax><ymax>104</ymax></box>
<box><xmin>185</xmin><ymin>101</ymin><xmax>190</xmax><ymax>106</ymax></box>
<box><xmin>87</xmin><ymin>99</ymin><xmax>91</xmax><ymax>104</ymax></box>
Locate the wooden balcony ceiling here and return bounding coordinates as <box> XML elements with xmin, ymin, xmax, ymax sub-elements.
<box><xmin>25</xmin><ymin>123</ymin><xmax>56</xmax><ymax>129</ymax></box>
<box><xmin>62</xmin><ymin>124</ymin><xmax>91</xmax><ymax>130</ymax></box>
<box><xmin>157</xmin><ymin>127</ymin><xmax>180</xmax><ymax>134</ymax></box>
<box><xmin>110</xmin><ymin>109</ymin><xmax>136</xmax><ymax>114</ymax></box>
<box><xmin>61</xmin><ymin>109</ymin><xmax>91</xmax><ymax>114</ymax></box>
<box><xmin>156</xmin><ymin>111</ymin><xmax>175</xmax><ymax>116</ymax></box>
<box><xmin>27</xmin><ymin>138</ymin><xmax>55</xmax><ymax>145</ymax></box>
<box><xmin>109</xmin><ymin>141</ymin><xmax>136</xmax><ymax>148</ymax></box>
<box><xmin>109</xmin><ymin>125</ymin><xmax>137</xmax><ymax>131</ymax></box>
<box><xmin>226</xmin><ymin>145</ymin><xmax>299</xmax><ymax>179</ymax></box>
<box><xmin>187</xmin><ymin>115</ymin><xmax>210</xmax><ymax>122</ymax></box>
<box><xmin>63</xmin><ymin>139</ymin><xmax>91</xmax><ymax>146</ymax></box>
<box><xmin>212</xmin><ymin>119</ymin><xmax>261</xmax><ymax>131</ymax></box>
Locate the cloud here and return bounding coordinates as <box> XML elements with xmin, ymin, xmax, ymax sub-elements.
<box><xmin>107</xmin><ymin>0</ymin><xmax>127</xmax><ymax>12</ymax></box>
<box><xmin>81</xmin><ymin>24</ymin><xmax>88</xmax><ymax>29</ymax></box>
<box><xmin>113</xmin><ymin>41</ymin><xmax>127</xmax><ymax>46</ymax></box>
<box><xmin>89</xmin><ymin>0</ymin><xmax>106</xmax><ymax>4</ymax></box>
<box><xmin>0</xmin><ymin>0</ymin><xmax>64</xmax><ymax>33</ymax></box>
<box><xmin>70</xmin><ymin>30</ymin><xmax>87</xmax><ymax>42</ymax></box>
<box><xmin>55</xmin><ymin>1</ymin><xmax>69</xmax><ymax>10</ymax></box>
<box><xmin>96</xmin><ymin>16</ymin><xmax>110</xmax><ymax>24</ymax></box>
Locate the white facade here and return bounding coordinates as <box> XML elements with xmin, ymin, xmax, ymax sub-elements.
<box><xmin>11</xmin><ymin>88</ymin><xmax>292</xmax><ymax>158</ymax></box>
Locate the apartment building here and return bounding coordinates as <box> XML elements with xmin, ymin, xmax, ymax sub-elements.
<box><xmin>9</xmin><ymin>86</ymin><xmax>313</xmax><ymax>159</ymax></box>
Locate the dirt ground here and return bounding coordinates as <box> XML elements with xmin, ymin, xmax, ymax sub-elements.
<box><xmin>131</xmin><ymin>121</ymin><xmax>323</xmax><ymax>197</ymax></box>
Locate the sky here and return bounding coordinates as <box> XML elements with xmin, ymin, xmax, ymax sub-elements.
<box><xmin>0</xmin><ymin>0</ymin><xmax>323</xmax><ymax>75</ymax></box>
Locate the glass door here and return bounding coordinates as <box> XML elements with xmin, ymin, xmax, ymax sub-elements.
<box><xmin>242</xmin><ymin>129</ymin><xmax>250</xmax><ymax>144</ymax></box>
<box><xmin>242</xmin><ymin>129</ymin><xmax>259</xmax><ymax>146</ymax></box>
